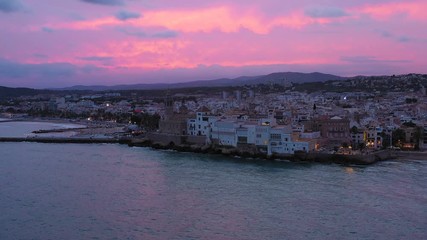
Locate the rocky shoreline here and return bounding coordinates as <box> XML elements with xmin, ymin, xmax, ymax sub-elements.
<box><xmin>0</xmin><ymin>134</ymin><xmax>420</xmax><ymax>164</ymax></box>
<box><xmin>128</xmin><ymin>138</ymin><xmax>398</xmax><ymax>165</ymax></box>
<box><xmin>1</xmin><ymin>118</ymin><xmax>420</xmax><ymax>165</ymax></box>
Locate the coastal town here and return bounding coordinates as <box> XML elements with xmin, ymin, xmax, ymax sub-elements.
<box><xmin>1</xmin><ymin>73</ymin><xmax>426</xmax><ymax>161</ymax></box>
<box><xmin>2</xmin><ymin>0</ymin><xmax>427</xmax><ymax>238</ymax></box>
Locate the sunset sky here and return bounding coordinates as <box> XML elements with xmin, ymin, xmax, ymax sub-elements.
<box><xmin>0</xmin><ymin>0</ymin><xmax>426</xmax><ymax>88</ymax></box>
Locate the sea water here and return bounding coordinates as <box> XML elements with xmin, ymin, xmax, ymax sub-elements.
<box><xmin>0</xmin><ymin>122</ymin><xmax>426</xmax><ymax>239</ymax></box>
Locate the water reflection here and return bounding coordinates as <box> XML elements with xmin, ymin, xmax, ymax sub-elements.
<box><xmin>345</xmin><ymin>167</ymin><xmax>355</xmax><ymax>174</ymax></box>
<box><xmin>0</xmin><ymin>142</ymin><xmax>425</xmax><ymax>239</ymax></box>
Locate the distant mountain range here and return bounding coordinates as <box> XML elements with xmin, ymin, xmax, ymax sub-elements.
<box><xmin>0</xmin><ymin>72</ymin><xmax>344</xmax><ymax>99</ymax></box>
<box><xmin>52</xmin><ymin>72</ymin><xmax>345</xmax><ymax>91</ymax></box>
<box><xmin>0</xmin><ymin>86</ymin><xmax>52</xmax><ymax>100</ymax></box>
<box><xmin>1</xmin><ymin>72</ymin><xmax>424</xmax><ymax>100</ymax></box>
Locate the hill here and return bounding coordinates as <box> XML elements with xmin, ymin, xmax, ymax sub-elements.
<box><xmin>0</xmin><ymin>86</ymin><xmax>52</xmax><ymax>100</ymax></box>
<box><xmin>55</xmin><ymin>72</ymin><xmax>344</xmax><ymax>91</ymax></box>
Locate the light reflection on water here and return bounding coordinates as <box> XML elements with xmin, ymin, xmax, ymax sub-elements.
<box><xmin>0</xmin><ymin>142</ymin><xmax>426</xmax><ymax>240</ymax></box>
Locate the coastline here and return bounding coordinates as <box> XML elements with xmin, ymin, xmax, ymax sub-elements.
<box><xmin>395</xmin><ymin>151</ymin><xmax>427</xmax><ymax>160</ymax></box>
<box><xmin>1</xmin><ymin>118</ymin><xmax>425</xmax><ymax>164</ymax></box>
<box><xmin>0</xmin><ymin>117</ymin><xmax>125</xmax><ymax>138</ymax></box>
<box><xmin>127</xmin><ymin>138</ymin><xmax>404</xmax><ymax>165</ymax></box>
<box><xmin>0</xmin><ymin>134</ymin><xmax>424</xmax><ymax>164</ymax></box>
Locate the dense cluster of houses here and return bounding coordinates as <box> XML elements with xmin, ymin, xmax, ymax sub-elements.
<box><xmin>154</xmin><ymin>85</ymin><xmax>426</xmax><ymax>154</ymax></box>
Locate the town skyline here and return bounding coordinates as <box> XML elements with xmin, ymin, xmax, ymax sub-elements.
<box><xmin>1</xmin><ymin>0</ymin><xmax>426</xmax><ymax>88</ymax></box>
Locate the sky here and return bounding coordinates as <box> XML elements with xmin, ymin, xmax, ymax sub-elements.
<box><xmin>0</xmin><ymin>0</ymin><xmax>426</xmax><ymax>88</ymax></box>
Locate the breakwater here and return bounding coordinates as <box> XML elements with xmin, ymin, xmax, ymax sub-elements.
<box><xmin>128</xmin><ymin>138</ymin><xmax>396</xmax><ymax>165</ymax></box>
<box><xmin>0</xmin><ymin>136</ymin><xmax>403</xmax><ymax>165</ymax></box>
<box><xmin>31</xmin><ymin>128</ymin><xmax>87</xmax><ymax>134</ymax></box>
<box><xmin>0</xmin><ymin>137</ymin><xmax>130</xmax><ymax>144</ymax></box>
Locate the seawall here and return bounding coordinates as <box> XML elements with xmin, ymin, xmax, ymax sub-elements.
<box><xmin>0</xmin><ymin>136</ymin><xmax>407</xmax><ymax>165</ymax></box>
<box><xmin>129</xmin><ymin>138</ymin><xmax>393</xmax><ymax>165</ymax></box>
<box><xmin>395</xmin><ymin>151</ymin><xmax>427</xmax><ymax>160</ymax></box>
<box><xmin>0</xmin><ymin>137</ymin><xmax>130</xmax><ymax>144</ymax></box>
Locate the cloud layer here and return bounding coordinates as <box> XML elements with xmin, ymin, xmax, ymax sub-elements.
<box><xmin>0</xmin><ymin>0</ymin><xmax>426</xmax><ymax>88</ymax></box>
<box><xmin>0</xmin><ymin>0</ymin><xmax>24</xmax><ymax>13</ymax></box>
<box><xmin>81</xmin><ymin>0</ymin><xmax>124</xmax><ymax>6</ymax></box>
<box><xmin>115</xmin><ymin>10</ymin><xmax>141</xmax><ymax>21</ymax></box>
<box><xmin>305</xmin><ymin>6</ymin><xmax>348</xmax><ymax>18</ymax></box>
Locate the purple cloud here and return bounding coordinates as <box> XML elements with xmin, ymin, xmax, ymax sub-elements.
<box><xmin>41</xmin><ymin>26</ymin><xmax>54</xmax><ymax>33</ymax></box>
<box><xmin>79</xmin><ymin>56</ymin><xmax>115</xmax><ymax>66</ymax></box>
<box><xmin>341</xmin><ymin>56</ymin><xmax>411</xmax><ymax>64</ymax></box>
<box><xmin>0</xmin><ymin>58</ymin><xmax>76</xmax><ymax>78</ymax></box>
<box><xmin>79</xmin><ymin>56</ymin><xmax>114</xmax><ymax>61</ymax></box>
<box><xmin>305</xmin><ymin>6</ymin><xmax>348</xmax><ymax>18</ymax></box>
<box><xmin>117</xmin><ymin>27</ymin><xmax>147</xmax><ymax>38</ymax></box>
<box><xmin>115</xmin><ymin>10</ymin><xmax>141</xmax><ymax>21</ymax></box>
<box><xmin>81</xmin><ymin>0</ymin><xmax>124</xmax><ymax>6</ymax></box>
<box><xmin>0</xmin><ymin>0</ymin><xmax>25</xmax><ymax>13</ymax></box>
<box><xmin>152</xmin><ymin>30</ymin><xmax>178</xmax><ymax>38</ymax></box>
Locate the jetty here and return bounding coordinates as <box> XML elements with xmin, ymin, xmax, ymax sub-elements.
<box><xmin>31</xmin><ymin>128</ymin><xmax>87</xmax><ymax>134</ymax></box>
<box><xmin>0</xmin><ymin>136</ymin><xmax>131</xmax><ymax>144</ymax></box>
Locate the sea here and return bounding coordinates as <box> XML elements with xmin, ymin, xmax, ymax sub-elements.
<box><xmin>0</xmin><ymin>121</ymin><xmax>426</xmax><ymax>240</ymax></box>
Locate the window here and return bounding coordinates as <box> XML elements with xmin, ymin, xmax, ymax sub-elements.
<box><xmin>270</xmin><ymin>134</ymin><xmax>281</xmax><ymax>140</ymax></box>
<box><xmin>238</xmin><ymin>136</ymin><xmax>248</xmax><ymax>143</ymax></box>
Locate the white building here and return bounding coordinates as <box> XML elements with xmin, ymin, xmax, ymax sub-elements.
<box><xmin>211</xmin><ymin>120</ymin><xmax>239</xmax><ymax>146</ymax></box>
<box><xmin>269</xmin><ymin>126</ymin><xmax>312</xmax><ymax>155</ymax></box>
<box><xmin>211</xmin><ymin>119</ymin><xmax>314</xmax><ymax>155</ymax></box>
<box><xmin>365</xmin><ymin>126</ymin><xmax>383</xmax><ymax>149</ymax></box>
<box><xmin>187</xmin><ymin>107</ymin><xmax>218</xmax><ymax>137</ymax></box>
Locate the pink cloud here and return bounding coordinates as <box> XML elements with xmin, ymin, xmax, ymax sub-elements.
<box><xmin>44</xmin><ymin>5</ymin><xmax>344</xmax><ymax>34</ymax></box>
<box><xmin>356</xmin><ymin>1</ymin><xmax>427</xmax><ymax>21</ymax></box>
<box><xmin>1</xmin><ymin>0</ymin><xmax>426</xmax><ymax>87</ymax></box>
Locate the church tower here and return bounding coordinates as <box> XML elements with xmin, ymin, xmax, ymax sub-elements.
<box><xmin>164</xmin><ymin>91</ymin><xmax>174</xmax><ymax>120</ymax></box>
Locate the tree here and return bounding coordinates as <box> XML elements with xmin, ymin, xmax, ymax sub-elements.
<box><xmin>5</xmin><ymin>107</ymin><xmax>15</xmax><ymax>113</ymax></box>
<box><xmin>392</xmin><ymin>129</ymin><xmax>405</xmax><ymax>146</ymax></box>
<box><xmin>130</xmin><ymin>114</ymin><xmax>142</xmax><ymax>125</ymax></box>
<box><xmin>413</xmin><ymin>126</ymin><xmax>423</xmax><ymax>150</ymax></box>
<box><xmin>140</xmin><ymin>113</ymin><xmax>160</xmax><ymax>131</ymax></box>
<box><xmin>380</xmin><ymin>131</ymin><xmax>390</xmax><ymax>149</ymax></box>
<box><xmin>403</xmin><ymin>121</ymin><xmax>416</xmax><ymax>127</ymax></box>
<box><xmin>350</xmin><ymin>126</ymin><xmax>358</xmax><ymax>134</ymax></box>
<box><xmin>405</xmin><ymin>98</ymin><xmax>417</xmax><ymax>104</ymax></box>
